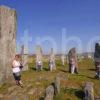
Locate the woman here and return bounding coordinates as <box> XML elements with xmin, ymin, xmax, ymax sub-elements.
<box><xmin>36</xmin><ymin>60</ymin><xmax>42</xmax><ymax>71</ymax></box>
<box><xmin>12</xmin><ymin>55</ymin><xmax>23</xmax><ymax>86</ymax></box>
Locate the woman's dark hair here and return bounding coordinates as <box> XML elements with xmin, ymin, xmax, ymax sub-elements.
<box><xmin>15</xmin><ymin>54</ymin><xmax>20</xmax><ymax>58</ymax></box>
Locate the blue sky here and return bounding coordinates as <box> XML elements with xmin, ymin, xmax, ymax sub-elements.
<box><xmin>0</xmin><ymin>0</ymin><xmax>100</xmax><ymax>54</ymax></box>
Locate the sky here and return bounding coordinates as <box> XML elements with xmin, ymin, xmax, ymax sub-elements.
<box><xmin>0</xmin><ymin>0</ymin><xmax>100</xmax><ymax>54</ymax></box>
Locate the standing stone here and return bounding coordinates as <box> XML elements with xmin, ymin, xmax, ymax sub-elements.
<box><xmin>36</xmin><ymin>45</ymin><xmax>43</xmax><ymax>70</ymax></box>
<box><xmin>49</xmin><ymin>48</ymin><xmax>56</xmax><ymax>70</ymax></box>
<box><xmin>54</xmin><ymin>76</ymin><xmax>60</xmax><ymax>95</ymax></box>
<box><xmin>94</xmin><ymin>43</ymin><xmax>100</xmax><ymax>69</ymax></box>
<box><xmin>94</xmin><ymin>43</ymin><xmax>100</xmax><ymax>79</ymax></box>
<box><xmin>61</xmin><ymin>54</ymin><xmax>66</xmax><ymax>65</ymax></box>
<box><xmin>21</xmin><ymin>45</ymin><xmax>28</xmax><ymax>71</ymax></box>
<box><xmin>45</xmin><ymin>85</ymin><xmax>54</xmax><ymax>100</ymax></box>
<box><xmin>68</xmin><ymin>48</ymin><xmax>77</xmax><ymax>61</ymax></box>
<box><xmin>66</xmin><ymin>55</ymin><xmax>69</xmax><ymax>64</ymax></box>
<box><xmin>0</xmin><ymin>6</ymin><xmax>17</xmax><ymax>84</ymax></box>
<box><xmin>84</xmin><ymin>82</ymin><xmax>94</xmax><ymax>100</ymax></box>
<box><xmin>68</xmin><ymin>48</ymin><xmax>78</xmax><ymax>72</ymax></box>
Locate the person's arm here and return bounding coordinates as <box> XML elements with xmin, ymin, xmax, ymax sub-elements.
<box><xmin>19</xmin><ymin>60</ymin><xmax>22</xmax><ymax>66</ymax></box>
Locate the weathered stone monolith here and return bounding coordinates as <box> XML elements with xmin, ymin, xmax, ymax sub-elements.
<box><xmin>94</xmin><ymin>43</ymin><xmax>100</xmax><ymax>69</ymax></box>
<box><xmin>68</xmin><ymin>48</ymin><xmax>77</xmax><ymax>61</ymax></box>
<box><xmin>36</xmin><ymin>45</ymin><xmax>43</xmax><ymax>70</ymax></box>
<box><xmin>61</xmin><ymin>54</ymin><xmax>66</xmax><ymax>65</ymax></box>
<box><xmin>21</xmin><ymin>45</ymin><xmax>28</xmax><ymax>71</ymax></box>
<box><xmin>54</xmin><ymin>76</ymin><xmax>60</xmax><ymax>95</ymax></box>
<box><xmin>49</xmin><ymin>48</ymin><xmax>56</xmax><ymax>70</ymax></box>
<box><xmin>0</xmin><ymin>6</ymin><xmax>17</xmax><ymax>84</ymax></box>
<box><xmin>45</xmin><ymin>85</ymin><xmax>54</xmax><ymax>100</ymax></box>
<box><xmin>84</xmin><ymin>82</ymin><xmax>94</xmax><ymax>100</ymax></box>
<box><xmin>68</xmin><ymin>48</ymin><xmax>78</xmax><ymax>72</ymax></box>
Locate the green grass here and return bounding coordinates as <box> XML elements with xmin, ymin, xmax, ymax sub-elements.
<box><xmin>0</xmin><ymin>83</ymin><xmax>11</xmax><ymax>94</ymax></box>
<box><xmin>0</xmin><ymin>57</ymin><xmax>100</xmax><ymax>100</ymax></box>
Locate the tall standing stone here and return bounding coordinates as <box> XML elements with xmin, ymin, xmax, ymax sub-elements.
<box><xmin>49</xmin><ymin>48</ymin><xmax>56</xmax><ymax>70</ymax></box>
<box><xmin>54</xmin><ymin>76</ymin><xmax>60</xmax><ymax>95</ymax></box>
<box><xmin>0</xmin><ymin>6</ymin><xmax>17</xmax><ymax>84</ymax></box>
<box><xmin>94</xmin><ymin>43</ymin><xmax>100</xmax><ymax>69</ymax></box>
<box><xmin>66</xmin><ymin>54</ymin><xmax>69</xmax><ymax>64</ymax></box>
<box><xmin>21</xmin><ymin>45</ymin><xmax>29</xmax><ymax>71</ymax></box>
<box><xmin>36</xmin><ymin>45</ymin><xmax>43</xmax><ymax>70</ymax></box>
<box><xmin>68</xmin><ymin>48</ymin><xmax>78</xmax><ymax>72</ymax></box>
<box><xmin>61</xmin><ymin>54</ymin><xmax>66</xmax><ymax>65</ymax></box>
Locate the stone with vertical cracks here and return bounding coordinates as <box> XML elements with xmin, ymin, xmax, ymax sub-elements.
<box><xmin>0</xmin><ymin>6</ymin><xmax>17</xmax><ymax>85</ymax></box>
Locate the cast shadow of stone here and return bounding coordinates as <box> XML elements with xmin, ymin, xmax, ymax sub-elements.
<box><xmin>88</xmin><ymin>68</ymin><xmax>96</xmax><ymax>71</ymax></box>
<box><xmin>43</xmin><ymin>67</ymin><xmax>49</xmax><ymax>71</ymax></box>
<box><xmin>87</xmin><ymin>76</ymin><xmax>96</xmax><ymax>80</ymax></box>
<box><xmin>59</xmin><ymin>69</ymin><xmax>69</xmax><ymax>73</ymax></box>
<box><xmin>30</xmin><ymin>66</ymin><xmax>49</xmax><ymax>71</ymax></box>
<box><xmin>75</xmin><ymin>90</ymin><xmax>85</xmax><ymax>99</ymax></box>
<box><xmin>39</xmin><ymin>97</ymin><xmax>44</xmax><ymax>100</ymax></box>
<box><xmin>30</xmin><ymin>67</ymin><xmax>36</xmax><ymax>71</ymax></box>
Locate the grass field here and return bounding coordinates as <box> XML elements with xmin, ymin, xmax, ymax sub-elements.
<box><xmin>0</xmin><ymin>57</ymin><xmax>100</xmax><ymax>100</ymax></box>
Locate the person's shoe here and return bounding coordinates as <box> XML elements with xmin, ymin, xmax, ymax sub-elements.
<box><xmin>16</xmin><ymin>81</ymin><xmax>20</xmax><ymax>86</ymax></box>
<box><xmin>16</xmin><ymin>83</ymin><xmax>19</xmax><ymax>86</ymax></box>
<box><xmin>19</xmin><ymin>81</ymin><xmax>23</xmax><ymax>85</ymax></box>
<box><xmin>18</xmin><ymin>84</ymin><xmax>23</xmax><ymax>88</ymax></box>
<box><xmin>71</xmin><ymin>72</ymin><xmax>74</xmax><ymax>74</ymax></box>
<box><xmin>19</xmin><ymin>82</ymin><xmax>23</xmax><ymax>88</ymax></box>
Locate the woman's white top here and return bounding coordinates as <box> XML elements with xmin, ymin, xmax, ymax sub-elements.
<box><xmin>12</xmin><ymin>60</ymin><xmax>20</xmax><ymax>73</ymax></box>
<box><xmin>38</xmin><ymin>61</ymin><xmax>42</xmax><ymax>65</ymax></box>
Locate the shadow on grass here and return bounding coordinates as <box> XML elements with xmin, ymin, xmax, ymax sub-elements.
<box><xmin>43</xmin><ymin>67</ymin><xmax>49</xmax><ymax>71</ymax></box>
<box><xmin>87</xmin><ymin>76</ymin><xmax>96</xmax><ymax>79</ymax></box>
<box><xmin>75</xmin><ymin>90</ymin><xmax>85</xmax><ymax>99</ymax></box>
<box><xmin>30</xmin><ymin>66</ymin><xmax>50</xmax><ymax>72</ymax></box>
<box><xmin>30</xmin><ymin>67</ymin><xmax>36</xmax><ymax>71</ymax></box>
<box><xmin>39</xmin><ymin>97</ymin><xmax>44</xmax><ymax>100</ymax></box>
<box><xmin>64</xmin><ymin>88</ymin><xmax>85</xmax><ymax>100</ymax></box>
<box><xmin>59</xmin><ymin>69</ymin><xmax>69</xmax><ymax>73</ymax></box>
<box><xmin>88</xmin><ymin>68</ymin><xmax>96</xmax><ymax>71</ymax></box>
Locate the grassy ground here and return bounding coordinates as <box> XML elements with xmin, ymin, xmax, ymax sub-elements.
<box><xmin>0</xmin><ymin>57</ymin><xmax>100</xmax><ymax>100</ymax></box>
